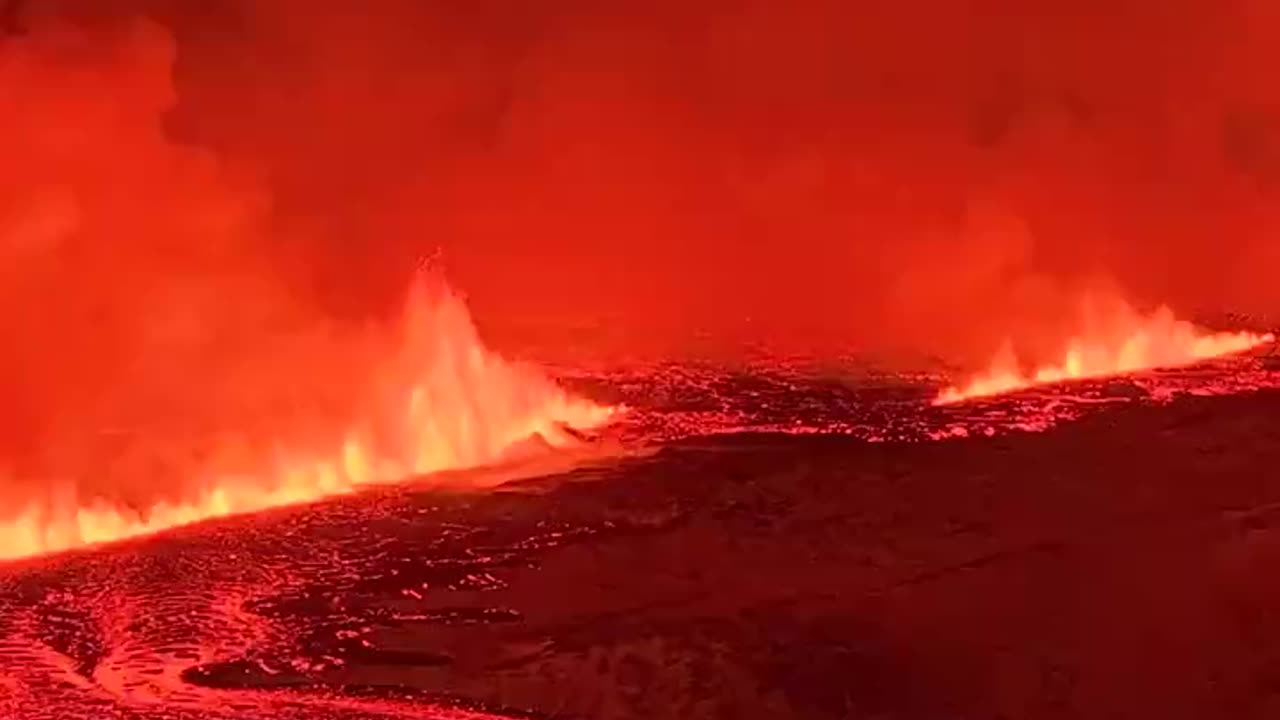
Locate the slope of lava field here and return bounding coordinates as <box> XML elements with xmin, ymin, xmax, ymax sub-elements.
<box><xmin>3</xmin><ymin>354</ymin><xmax>1280</xmax><ymax>719</ymax></box>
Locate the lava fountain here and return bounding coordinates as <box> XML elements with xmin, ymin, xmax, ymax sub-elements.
<box><xmin>936</xmin><ymin>304</ymin><xmax>1274</xmax><ymax>405</ymax></box>
<box><xmin>0</xmin><ymin>272</ymin><xmax>616</xmax><ymax>562</ymax></box>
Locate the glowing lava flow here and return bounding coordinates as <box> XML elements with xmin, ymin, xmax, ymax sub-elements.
<box><xmin>0</xmin><ymin>277</ymin><xmax>616</xmax><ymax>562</ymax></box>
<box><xmin>935</xmin><ymin>306</ymin><xmax>1274</xmax><ymax>405</ymax></box>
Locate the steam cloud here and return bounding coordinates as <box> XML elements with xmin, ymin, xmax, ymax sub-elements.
<box><xmin>2</xmin><ymin>2</ymin><xmax>1279</xmax><ymax>513</ymax></box>
<box><xmin>0</xmin><ymin>16</ymin><xmax>327</xmax><ymax>510</ymax></box>
<box><xmin>146</xmin><ymin>0</ymin><xmax>1280</xmax><ymax>362</ymax></box>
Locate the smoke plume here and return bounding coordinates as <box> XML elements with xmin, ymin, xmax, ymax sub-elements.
<box><xmin>3</xmin><ymin>1</ymin><xmax>1280</xmax><ymax>518</ymax></box>
<box><xmin>133</xmin><ymin>0</ymin><xmax>1280</xmax><ymax>363</ymax></box>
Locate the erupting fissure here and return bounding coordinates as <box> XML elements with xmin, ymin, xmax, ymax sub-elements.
<box><xmin>935</xmin><ymin>305</ymin><xmax>1274</xmax><ymax>404</ymax></box>
<box><xmin>0</xmin><ymin>276</ymin><xmax>616</xmax><ymax>562</ymax></box>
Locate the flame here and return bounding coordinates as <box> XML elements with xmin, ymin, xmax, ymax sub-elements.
<box><xmin>935</xmin><ymin>305</ymin><xmax>1274</xmax><ymax>405</ymax></box>
<box><xmin>0</xmin><ymin>276</ymin><xmax>616</xmax><ymax>562</ymax></box>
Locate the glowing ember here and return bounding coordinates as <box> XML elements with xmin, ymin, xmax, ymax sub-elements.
<box><xmin>935</xmin><ymin>305</ymin><xmax>1274</xmax><ymax>405</ymax></box>
<box><xmin>0</xmin><ymin>275</ymin><xmax>615</xmax><ymax>562</ymax></box>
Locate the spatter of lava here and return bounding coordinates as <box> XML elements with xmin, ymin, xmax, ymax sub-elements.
<box><xmin>935</xmin><ymin>306</ymin><xmax>1274</xmax><ymax>405</ymax></box>
<box><xmin>0</xmin><ymin>277</ymin><xmax>616</xmax><ymax>562</ymax></box>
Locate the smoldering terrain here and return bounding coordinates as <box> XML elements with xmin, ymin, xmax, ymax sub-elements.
<box><xmin>4</xmin><ymin>359</ymin><xmax>1280</xmax><ymax>719</ymax></box>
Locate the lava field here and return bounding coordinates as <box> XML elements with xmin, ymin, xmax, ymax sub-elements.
<box><xmin>4</xmin><ymin>356</ymin><xmax>1280</xmax><ymax>719</ymax></box>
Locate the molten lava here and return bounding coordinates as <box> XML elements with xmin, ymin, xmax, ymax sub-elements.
<box><xmin>935</xmin><ymin>305</ymin><xmax>1274</xmax><ymax>405</ymax></box>
<box><xmin>0</xmin><ymin>275</ymin><xmax>615</xmax><ymax>562</ymax></box>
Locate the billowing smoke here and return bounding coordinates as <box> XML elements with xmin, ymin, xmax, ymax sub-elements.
<box><xmin>128</xmin><ymin>0</ymin><xmax>1280</xmax><ymax>365</ymax></box>
<box><xmin>3</xmin><ymin>0</ymin><xmax>1280</xmax><ymax>508</ymax></box>
<box><xmin>0</xmin><ymin>15</ymin><xmax>316</xmax><ymax>504</ymax></box>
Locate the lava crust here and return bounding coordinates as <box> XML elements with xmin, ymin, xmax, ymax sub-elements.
<box><xmin>3</xmin><ymin>360</ymin><xmax>1280</xmax><ymax>719</ymax></box>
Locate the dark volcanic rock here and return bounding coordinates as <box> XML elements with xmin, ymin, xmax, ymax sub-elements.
<box><xmin>4</xmin><ymin>373</ymin><xmax>1280</xmax><ymax>719</ymax></box>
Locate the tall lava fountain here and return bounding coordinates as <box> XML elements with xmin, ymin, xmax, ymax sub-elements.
<box><xmin>0</xmin><ymin>18</ymin><xmax>611</xmax><ymax>561</ymax></box>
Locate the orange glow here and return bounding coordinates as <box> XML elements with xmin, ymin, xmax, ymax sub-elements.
<box><xmin>935</xmin><ymin>305</ymin><xmax>1274</xmax><ymax>404</ymax></box>
<box><xmin>0</xmin><ymin>275</ymin><xmax>616</xmax><ymax>562</ymax></box>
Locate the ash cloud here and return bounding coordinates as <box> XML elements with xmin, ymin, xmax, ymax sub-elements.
<box><xmin>139</xmin><ymin>0</ymin><xmax>1280</xmax><ymax>364</ymax></box>
<box><xmin>0</xmin><ymin>12</ymin><xmax>377</xmax><ymax>510</ymax></box>
<box><xmin>6</xmin><ymin>0</ymin><xmax>1280</xmax><ymax>422</ymax></box>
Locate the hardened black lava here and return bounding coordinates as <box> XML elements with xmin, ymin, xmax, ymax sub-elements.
<box><xmin>3</xmin><ymin>355</ymin><xmax>1280</xmax><ymax>719</ymax></box>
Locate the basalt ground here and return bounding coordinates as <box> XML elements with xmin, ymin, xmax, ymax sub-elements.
<box><xmin>3</xmin><ymin>358</ymin><xmax>1280</xmax><ymax>719</ymax></box>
